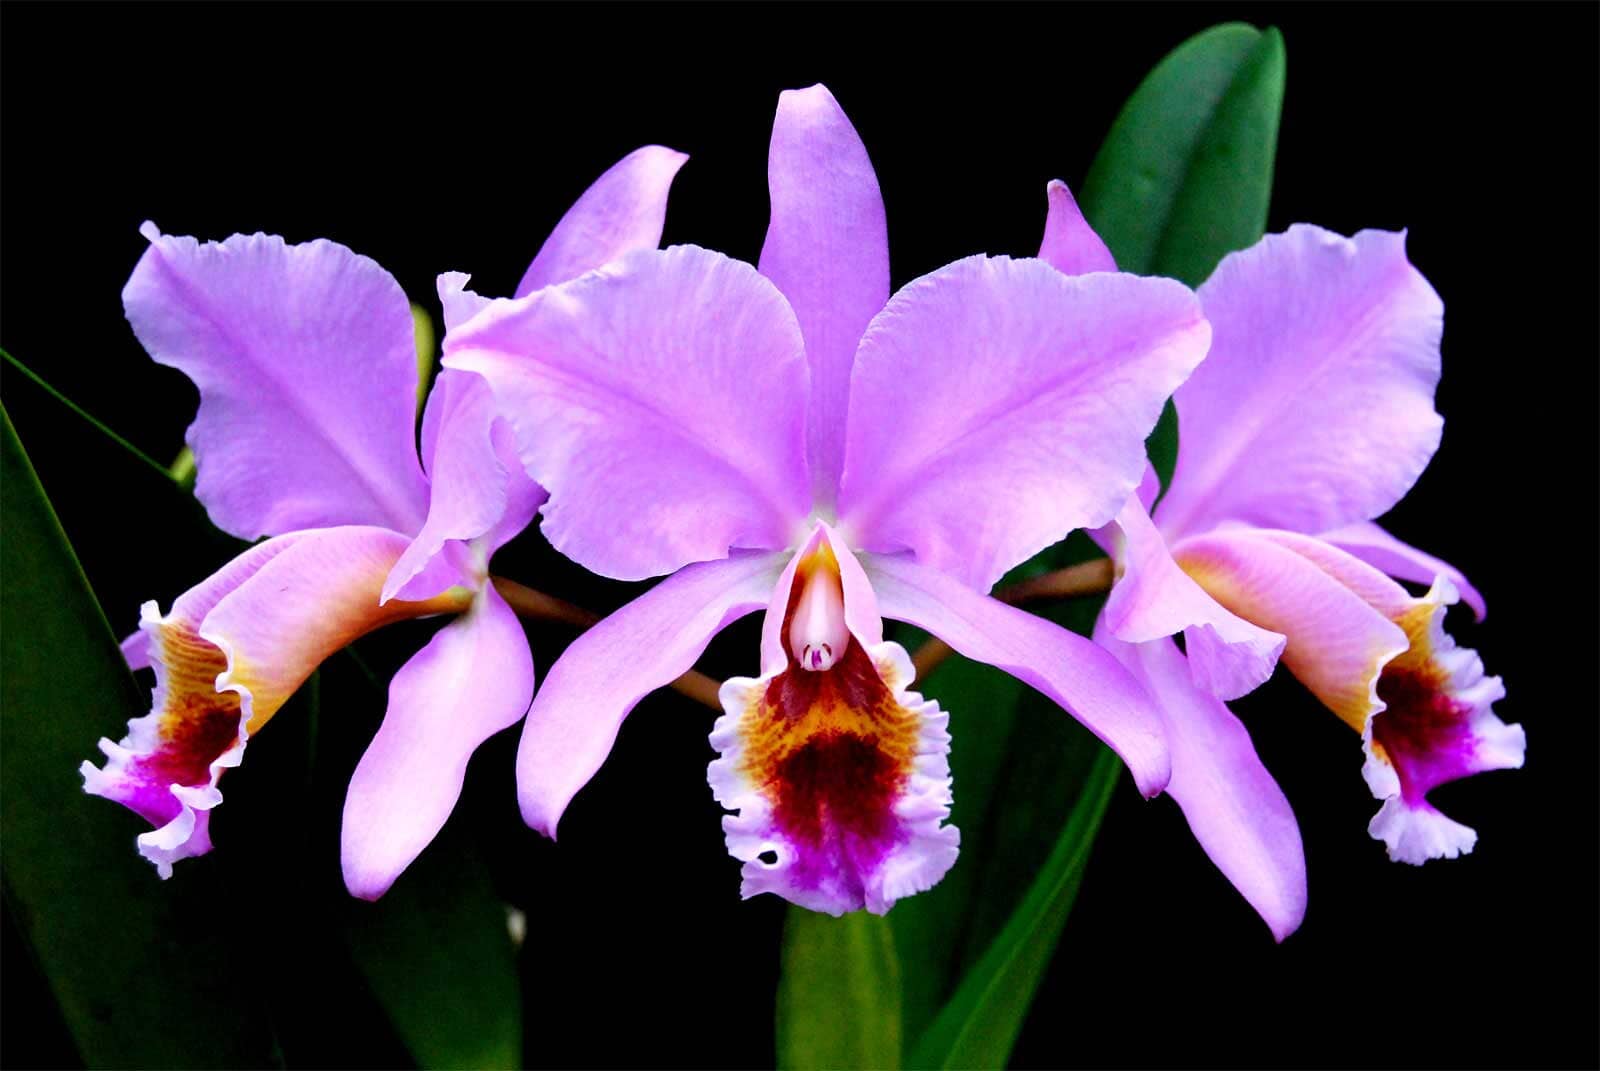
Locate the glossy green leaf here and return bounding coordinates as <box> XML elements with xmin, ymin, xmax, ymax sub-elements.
<box><xmin>1082</xmin><ymin>23</ymin><xmax>1285</xmax><ymax>492</ymax></box>
<box><xmin>906</xmin><ymin>747</ymin><xmax>1121</xmax><ymax>1070</ymax></box>
<box><xmin>1081</xmin><ymin>22</ymin><xmax>1286</xmax><ymax>287</ymax></box>
<box><xmin>0</xmin><ymin>403</ymin><xmax>281</xmax><ymax>1068</ymax></box>
<box><xmin>777</xmin><ymin>908</ymin><xmax>901</xmax><ymax>1070</ymax></box>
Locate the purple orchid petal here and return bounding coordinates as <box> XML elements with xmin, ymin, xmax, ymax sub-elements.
<box><xmin>863</xmin><ymin>552</ymin><xmax>1172</xmax><ymax>798</ymax></box>
<box><xmin>1156</xmin><ymin>226</ymin><xmax>1445</xmax><ymax>540</ymax></box>
<box><xmin>342</xmin><ymin>584</ymin><xmax>534</xmax><ymax>899</ymax></box>
<box><xmin>120</xmin><ymin>628</ymin><xmax>153</xmax><ymax>672</ymax></box>
<box><xmin>758</xmin><ymin>84</ymin><xmax>890</xmax><ymax>509</ymax></box>
<box><xmin>1239</xmin><ymin>531</ymin><xmax>1523</xmax><ymax>863</ymax></box>
<box><xmin>1319</xmin><ymin>520</ymin><xmax>1486</xmax><ymax>621</ymax></box>
<box><xmin>838</xmin><ymin>255</ymin><xmax>1209</xmax><ymax>592</ymax></box>
<box><xmin>82</xmin><ymin>528</ymin><xmax>470</xmax><ymax>876</ymax></box>
<box><xmin>123</xmin><ymin>224</ymin><xmax>429</xmax><ymax>539</ymax></box>
<box><xmin>1173</xmin><ymin>529</ymin><xmax>1410</xmax><ymax>732</ymax></box>
<box><xmin>1088</xmin><ymin>463</ymin><xmax>1161</xmax><ymax>556</ymax></box>
<box><xmin>446</xmin><ymin>246</ymin><xmax>812</xmax><ymax>580</ymax></box>
<box><xmin>1037</xmin><ymin>180</ymin><xmax>1117</xmax><ymax>275</ymax></box>
<box><xmin>1102</xmin><ymin>491</ymin><xmax>1285</xmax><ymax>700</ymax></box>
<box><xmin>437</xmin><ymin>271</ymin><xmax>493</xmax><ymax>333</ymax></box>
<box><xmin>1097</xmin><ymin>626</ymin><xmax>1306</xmax><ymax>941</ymax></box>
<box><xmin>515</xmin><ymin>146</ymin><xmax>688</xmax><ymax>297</ymax></box>
<box><xmin>515</xmin><ymin>552</ymin><xmax>786</xmax><ymax>837</ymax></box>
<box><xmin>384</xmin><ymin>370</ymin><xmax>548</xmax><ymax>604</ymax></box>
<box><xmin>713</xmin><ymin>530</ymin><xmax>956</xmax><ymax>914</ymax></box>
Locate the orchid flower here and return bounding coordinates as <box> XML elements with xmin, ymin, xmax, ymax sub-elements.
<box><xmin>444</xmin><ymin>85</ymin><xmax>1212</xmax><ymax>915</ymax></box>
<box><xmin>79</xmin><ymin>146</ymin><xmax>687</xmax><ymax>898</ymax></box>
<box><xmin>1041</xmin><ymin>198</ymin><xmax>1525</xmax><ymax>938</ymax></box>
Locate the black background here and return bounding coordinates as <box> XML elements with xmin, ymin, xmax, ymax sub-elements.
<box><xmin>3</xmin><ymin>3</ymin><xmax>1596</xmax><ymax>1069</ymax></box>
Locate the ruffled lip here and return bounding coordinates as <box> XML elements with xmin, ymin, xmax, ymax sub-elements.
<box><xmin>1360</xmin><ymin>577</ymin><xmax>1524</xmax><ymax>864</ymax></box>
<box><xmin>709</xmin><ymin>636</ymin><xmax>958</xmax><ymax>916</ymax></box>
<box><xmin>80</xmin><ymin>599</ymin><xmax>256</xmax><ymax>878</ymax></box>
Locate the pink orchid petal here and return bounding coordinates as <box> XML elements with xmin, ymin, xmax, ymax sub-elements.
<box><xmin>120</xmin><ymin>628</ymin><xmax>153</xmax><ymax>672</ymax></box>
<box><xmin>1097</xmin><ymin>626</ymin><xmax>1306</xmax><ymax>941</ymax></box>
<box><xmin>445</xmin><ymin>246</ymin><xmax>812</xmax><ymax>581</ymax></box>
<box><xmin>385</xmin><ymin>370</ymin><xmax>548</xmax><ymax>604</ymax></box>
<box><xmin>82</xmin><ymin>528</ymin><xmax>468</xmax><ymax>876</ymax></box>
<box><xmin>1102</xmin><ymin>491</ymin><xmax>1284</xmax><ymax>700</ymax></box>
<box><xmin>515</xmin><ymin>145</ymin><xmax>688</xmax><ymax>297</ymax></box>
<box><xmin>515</xmin><ymin>552</ymin><xmax>787</xmax><ymax>837</ymax></box>
<box><xmin>863</xmin><ymin>552</ymin><xmax>1171</xmax><ymax>798</ymax></box>
<box><xmin>1172</xmin><ymin>530</ymin><xmax>1409</xmax><ymax>733</ymax></box>
<box><xmin>1037</xmin><ymin>179</ymin><xmax>1117</xmax><ymax>275</ymax></box>
<box><xmin>437</xmin><ymin>271</ymin><xmax>493</xmax><ymax>333</ymax></box>
<box><xmin>1157</xmin><ymin>226</ymin><xmax>1445</xmax><ymax>540</ymax></box>
<box><xmin>342</xmin><ymin>584</ymin><xmax>534</xmax><ymax>899</ymax></box>
<box><xmin>758</xmin><ymin>84</ymin><xmax>890</xmax><ymax>508</ymax></box>
<box><xmin>198</xmin><ymin>527</ymin><xmax>468</xmax><ymax>723</ymax></box>
<box><xmin>1319</xmin><ymin>520</ymin><xmax>1486</xmax><ymax>621</ymax></box>
<box><xmin>123</xmin><ymin>224</ymin><xmax>429</xmax><ymax>539</ymax></box>
<box><xmin>838</xmin><ymin>256</ymin><xmax>1209</xmax><ymax>592</ymax></box>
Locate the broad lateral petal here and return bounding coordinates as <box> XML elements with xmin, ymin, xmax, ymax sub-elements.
<box><xmin>863</xmin><ymin>552</ymin><xmax>1171</xmax><ymax>798</ymax></box>
<box><xmin>515</xmin><ymin>145</ymin><xmax>689</xmax><ymax>297</ymax></box>
<box><xmin>1173</xmin><ymin>530</ymin><xmax>1409</xmax><ymax>731</ymax></box>
<box><xmin>515</xmin><ymin>552</ymin><xmax>787</xmax><ymax>837</ymax></box>
<box><xmin>758</xmin><ymin>84</ymin><xmax>890</xmax><ymax>508</ymax></box>
<box><xmin>1156</xmin><ymin>226</ymin><xmax>1445</xmax><ymax>539</ymax></box>
<box><xmin>1097</xmin><ymin>627</ymin><xmax>1306</xmax><ymax>941</ymax></box>
<box><xmin>1037</xmin><ymin>180</ymin><xmax>1117</xmax><ymax>275</ymax></box>
<box><xmin>81</xmin><ymin>528</ymin><xmax>467</xmax><ymax>875</ymax></box>
<box><xmin>446</xmin><ymin>246</ymin><xmax>812</xmax><ymax>581</ymax></box>
<box><xmin>1102</xmin><ymin>491</ymin><xmax>1284</xmax><ymax>700</ymax></box>
<box><xmin>1319</xmin><ymin>520</ymin><xmax>1486</xmax><ymax>621</ymax></box>
<box><xmin>384</xmin><ymin>370</ymin><xmax>548</xmax><ymax>604</ymax></box>
<box><xmin>123</xmin><ymin>224</ymin><xmax>429</xmax><ymax>539</ymax></box>
<box><xmin>342</xmin><ymin>584</ymin><xmax>534</xmax><ymax>899</ymax></box>
<box><xmin>838</xmin><ymin>256</ymin><xmax>1209</xmax><ymax>592</ymax></box>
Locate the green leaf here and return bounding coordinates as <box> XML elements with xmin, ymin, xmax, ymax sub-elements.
<box><xmin>777</xmin><ymin>909</ymin><xmax>901</xmax><ymax>1070</ymax></box>
<box><xmin>888</xmin><ymin>656</ymin><xmax>1025</xmax><ymax>1043</ymax></box>
<box><xmin>345</xmin><ymin>831</ymin><xmax>523</xmax><ymax>1070</ymax></box>
<box><xmin>1081</xmin><ymin>22</ymin><xmax>1287</xmax><ymax>287</ymax></box>
<box><xmin>0</xmin><ymin>403</ymin><xmax>281</xmax><ymax>1068</ymax></box>
<box><xmin>906</xmin><ymin>747</ymin><xmax>1121</xmax><ymax>1070</ymax></box>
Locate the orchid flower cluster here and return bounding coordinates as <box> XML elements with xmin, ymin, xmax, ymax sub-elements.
<box><xmin>81</xmin><ymin>84</ymin><xmax>1522</xmax><ymax>938</ymax></box>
